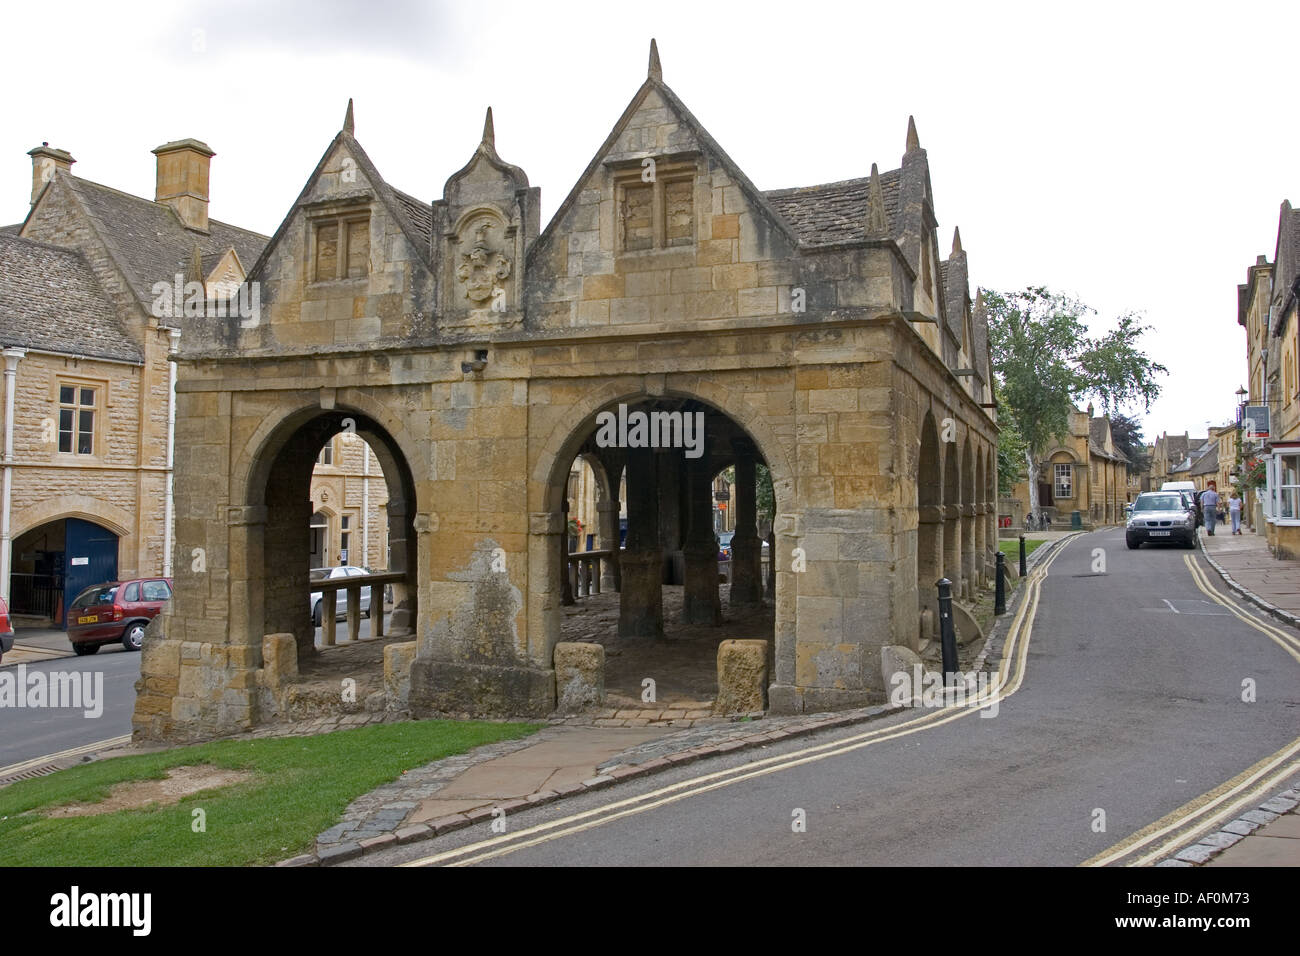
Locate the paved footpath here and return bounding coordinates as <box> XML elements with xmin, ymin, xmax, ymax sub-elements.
<box><xmin>1183</xmin><ymin>527</ymin><xmax>1300</xmax><ymax>867</ymax></box>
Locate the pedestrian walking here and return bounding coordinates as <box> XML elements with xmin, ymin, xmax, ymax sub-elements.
<box><xmin>1201</xmin><ymin>486</ymin><xmax>1220</xmax><ymax>536</ymax></box>
<box><xmin>1228</xmin><ymin>491</ymin><xmax>1242</xmax><ymax>535</ymax></box>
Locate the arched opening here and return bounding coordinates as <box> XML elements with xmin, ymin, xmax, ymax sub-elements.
<box><xmin>243</xmin><ymin>408</ymin><xmax>417</xmax><ymax>707</ymax></box>
<box><xmin>943</xmin><ymin>438</ymin><xmax>962</xmax><ymax>597</ymax></box>
<box><xmin>916</xmin><ymin>412</ymin><xmax>943</xmax><ymax>630</ymax></box>
<box><xmin>10</xmin><ymin>516</ymin><xmax>120</xmax><ymax>628</ymax></box>
<box><xmin>975</xmin><ymin>446</ymin><xmax>988</xmax><ymax>583</ymax></box>
<box><xmin>961</xmin><ymin>436</ymin><xmax>976</xmax><ymax>596</ymax></box>
<box><xmin>549</xmin><ymin>394</ymin><xmax>778</xmax><ymax>713</ymax></box>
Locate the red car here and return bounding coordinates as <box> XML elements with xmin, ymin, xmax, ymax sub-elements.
<box><xmin>66</xmin><ymin>577</ymin><xmax>173</xmax><ymax>655</ymax></box>
<box><xmin>0</xmin><ymin>596</ymin><xmax>13</xmax><ymax>664</ymax></box>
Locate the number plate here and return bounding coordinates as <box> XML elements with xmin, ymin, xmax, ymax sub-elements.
<box><xmin>77</xmin><ymin>614</ymin><xmax>97</xmax><ymax>624</ymax></box>
<box><xmin>1148</xmin><ymin>531</ymin><xmax>1171</xmax><ymax>537</ymax></box>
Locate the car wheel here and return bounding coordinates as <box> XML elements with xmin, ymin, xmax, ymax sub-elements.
<box><xmin>123</xmin><ymin>623</ymin><xmax>146</xmax><ymax>652</ymax></box>
<box><xmin>1126</xmin><ymin>535</ymin><xmax>1140</xmax><ymax>550</ymax></box>
<box><xmin>312</xmin><ymin>601</ymin><xmax>322</xmax><ymax>627</ymax></box>
<box><xmin>1185</xmin><ymin>536</ymin><xmax>1197</xmax><ymax>549</ymax></box>
<box><xmin>73</xmin><ymin>642</ymin><xmax>99</xmax><ymax>656</ymax></box>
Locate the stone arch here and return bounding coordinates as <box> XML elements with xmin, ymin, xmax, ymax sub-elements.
<box><xmin>916</xmin><ymin>411</ymin><xmax>943</xmax><ymax>620</ymax></box>
<box><xmin>233</xmin><ymin>401</ymin><xmax>420</xmax><ymax>663</ymax></box>
<box><xmin>961</xmin><ymin>435</ymin><xmax>976</xmax><ymax>593</ymax></box>
<box><xmin>975</xmin><ymin>445</ymin><xmax>988</xmax><ymax>582</ymax></box>
<box><xmin>12</xmin><ymin>496</ymin><xmax>135</xmax><ymax>542</ymax></box>
<box><xmin>942</xmin><ymin>435</ymin><xmax>961</xmax><ymax>593</ymax></box>
<box><xmin>529</xmin><ymin>377</ymin><xmax>794</xmax><ymax>518</ymax></box>
<box><xmin>529</xmin><ymin>381</ymin><xmax>788</xmax><ymax>706</ymax></box>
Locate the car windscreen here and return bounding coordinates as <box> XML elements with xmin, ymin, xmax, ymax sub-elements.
<box><xmin>71</xmin><ymin>585</ymin><xmax>118</xmax><ymax>609</ymax></box>
<box><xmin>1134</xmin><ymin>496</ymin><xmax>1184</xmax><ymax>512</ymax></box>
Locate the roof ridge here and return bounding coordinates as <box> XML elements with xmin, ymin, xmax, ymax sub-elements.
<box><xmin>763</xmin><ymin>168</ymin><xmax>901</xmax><ymax>197</ymax></box>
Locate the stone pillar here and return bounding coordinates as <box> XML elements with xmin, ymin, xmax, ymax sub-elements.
<box><xmin>682</xmin><ymin>453</ymin><xmax>721</xmax><ymax>625</ymax></box>
<box><xmin>917</xmin><ymin>504</ymin><xmax>944</xmax><ymax>612</ymax></box>
<box><xmin>619</xmin><ymin>446</ymin><xmax>663</xmax><ymax>639</ymax></box>
<box><xmin>560</xmin><ymin>496</ymin><xmax>574</xmax><ymax>606</ymax></box>
<box><xmin>961</xmin><ymin>505</ymin><xmax>975</xmax><ymax>596</ymax></box>
<box><xmin>730</xmin><ymin>440</ymin><xmax>762</xmax><ymax>607</ymax></box>
<box><xmin>765</xmin><ymin>528</ymin><xmax>776</xmax><ymax>601</ymax></box>
<box><xmin>658</xmin><ymin>452</ymin><xmax>685</xmax><ymax>585</ymax></box>
<box><xmin>596</xmin><ymin>494</ymin><xmax>619</xmax><ymax>591</ymax></box>
<box><xmin>386</xmin><ymin>497</ymin><xmax>415</xmax><ymax>636</ymax></box>
<box><xmin>943</xmin><ymin>504</ymin><xmax>961</xmax><ymax>597</ymax></box>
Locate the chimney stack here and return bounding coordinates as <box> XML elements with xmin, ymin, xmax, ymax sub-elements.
<box><xmin>151</xmin><ymin>138</ymin><xmax>214</xmax><ymax>232</ymax></box>
<box><xmin>28</xmin><ymin>143</ymin><xmax>75</xmax><ymax>205</ymax></box>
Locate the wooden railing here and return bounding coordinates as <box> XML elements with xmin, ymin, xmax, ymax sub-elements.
<box><xmin>313</xmin><ymin>570</ymin><xmax>406</xmax><ymax>647</ymax></box>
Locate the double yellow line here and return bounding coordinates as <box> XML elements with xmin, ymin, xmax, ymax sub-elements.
<box><xmin>1082</xmin><ymin>554</ymin><xmax>1300</xmax><ymax>866</ymax></box>
<box><xmin>401</xmin><ymin>541</ymin><xmax>1071</xmax><ymax>866</ymax></box>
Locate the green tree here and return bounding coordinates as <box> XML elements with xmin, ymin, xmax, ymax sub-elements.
<box><xmin>1108</xmin><ymin>412</ymin><xmax>1150</xmax><ymax>475</ymax></box>
<box><xmin>984</xmin><ymin>287</ymin><xmax>1166</xmax><ymax>515</ymax></box>
<box><xmin>994</xmin><ymin>381</ymin><xmax>1027</xmax><ymax>495</ymax></box>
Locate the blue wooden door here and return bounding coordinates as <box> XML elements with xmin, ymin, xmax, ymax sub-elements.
<box><xmin>60</xmin><ymin>518</ymin><xmax>118</xmax><ymax>627</ymax></box>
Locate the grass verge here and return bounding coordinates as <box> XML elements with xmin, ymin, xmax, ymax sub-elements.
<box><xmin>997</xmin><ymin>538</ymin><xmax>1046</xmax><ymax>560</ymax></box>
<box><xmin>0</xmin><ymin>719</ymin><xmax>541</xmax><ymax>866</ymax></box>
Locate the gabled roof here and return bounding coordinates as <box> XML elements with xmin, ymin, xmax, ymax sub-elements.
<box><xmin>764</xmin><ymin>170</ymin><xmax>903</xmax><ymax>247</ymax></box>
<box><xmin>1088</xmin><ymin>417</ymin><xmax>1128</xmax><ymax>463</ymax></box>
<box><xmin>0</xmin><ymin>233</ymin><xmax>142</xmax><ymax>363</ymax></box>
<box><xmin>245</xmin><ymin>112</ymin><xmax>433</xmax><ymax>281</ymax></box>
<box><xmin>27</xmin><ymin>173</ymin><xmax>269</xmax><ymax>310</ymax></box>
<box><xmin>530</xmin><ymin>55</ymin><xmax>801</xmax><ymax>265</ymax></box>
<box><xmin>1188</xmin><ymin>444</ymin><xmax>1219</xmax><ymax>476</ymax></box>
<box><xmin>1271</xmin><ymin>201</ymin><xmax>1300</xmax><ymax>333</ymax></box>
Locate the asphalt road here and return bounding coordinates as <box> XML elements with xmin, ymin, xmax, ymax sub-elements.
<box><xmin>383</xmin><ymin>529</ymin><xmax>1300</xmax><ymax>866</ymax></box>
<box><xmin>0</xmin><ymin>649</ymin><xmax>140</xmax><ymax>768</ymax></box>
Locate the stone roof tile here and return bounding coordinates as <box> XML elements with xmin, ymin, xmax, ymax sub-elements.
<box><xmin>0</xmin><ymin>233</ymin><xmax>141</xmax><ymax>362</ymax></box>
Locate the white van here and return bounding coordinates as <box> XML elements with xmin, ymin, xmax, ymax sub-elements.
<box><xmin>1160</xmin><ymin>481</ymin><xmax>1196</xmax><ymax>493</ymax></box>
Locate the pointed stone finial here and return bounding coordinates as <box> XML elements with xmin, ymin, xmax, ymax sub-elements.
<box><xmin>867</xmin><ymin>163</ymin><xmax>887</xmax><ymax>234</ymax></box>
<box><xmin>187</xmin><ymin>242</ymin><xmax>204</xmax><ymax>285</ymax></box>
<box><xmin>905</xmin><ymin>115</ymin><xmax>920</xmax><ymax>152</ymax></box>
<box><xmin>951</xmin><ymin>226</ymin><xmax>963</xmax><ymax>256</ymax></box>
<box><xmin>648</xmin><ymin>38</ymin><xmax>662</xmax><ymax>82</ymax></box>
<box><xmin>481</xmin><ymin>106</ymin><xmax>495</xmax><ymax>150</ymax></box>
<box><xmin>343</xmin><ymin>98</ymin><xmax>355</xmax><ymax>135</ymax></box>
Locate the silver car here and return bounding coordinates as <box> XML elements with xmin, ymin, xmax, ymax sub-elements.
<box><xmin>310</xmin><ymin>566</ymin><xmax>372</xmax><ymax>626</ymax></box>
<box><xmin>1126</xmin><ymin>492</ymin><xmax>1196</xmax><ymax>549</ymax></box>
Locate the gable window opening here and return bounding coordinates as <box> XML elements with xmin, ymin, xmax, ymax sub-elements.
<box><xmin>617</xmin><ymin>167</ymin><xmax>695</xmax><ymax>253</ymax></box>
<box><xmin>318</xmin><ymin>439</ymin><xmax>334</xmax><ymax>466</ymax></box>
<box><xmin>313</xmin><ymin>213</ymin><xmax>370</xmax><ymax>282</ymax></box>
<box><xmin>58</xmin><ymin>384</ymin><xmax>97</xmax><ymax>455</ymax></box>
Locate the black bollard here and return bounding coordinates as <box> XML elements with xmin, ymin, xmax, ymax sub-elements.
<box><xmin>937</xmin><ymin>577</ymin><xmax>958</xmax><ymax>679</ymax></box>
<box><xmin>1018</xmin><ymin>533</ymin><xmax>1027</xmax><ymax>578</ymax></box>
<box><xmin>994</xmin><ymin>550</ymin><xmax>1007</xmax><ymax>615</ymax></box>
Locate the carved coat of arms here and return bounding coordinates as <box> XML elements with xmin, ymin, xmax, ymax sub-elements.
<box><xmin>456</xmin><ymin>220</ymin><xmax>512</xmax><ymax>305</ymax></box>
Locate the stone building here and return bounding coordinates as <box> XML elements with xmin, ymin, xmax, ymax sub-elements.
<box><xmin>1</xmin><ymin>140</ymin><xmax>393</xmax><ymax>625</ymax></box>
<box><xmin>131</xmin><ymin>43</ymin><xmax>999</xmax><ymax>741</ymax></box>
<box><xmin>1239</xmin><ymin>202</ymin><xmax>1300</xmax><ymax>557</ymax></box>
<box><xmin>0</xmin><ymin>143</ymin><xmax>265</xmax><ymax>625</ymax></box>
<box><xmin>1010</xmin><ymin>404</ymin><xmax>1130</xmax><ymax>526</ymax></box>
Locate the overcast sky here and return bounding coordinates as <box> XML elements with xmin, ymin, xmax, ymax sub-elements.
<box><xmin>6</xmin><ymin>0</ymin><xmax>1297</xmax><ymax>444</ymax></box>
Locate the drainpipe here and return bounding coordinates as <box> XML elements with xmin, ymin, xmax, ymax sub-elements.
<box><xmin>162</xmin><ymin>329</ymin><xmax>181</xmax><ymax>577</ymax></box>
<box><xmin>1</xmin><ymin>348</ymin><xmax>26</xmax><ymax>603</ymax></box>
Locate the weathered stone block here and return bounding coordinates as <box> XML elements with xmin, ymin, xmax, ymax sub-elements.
<box><xmin>384</xmin><ymin>640</ymin><xmax>418</xmax><ymax>709</ymax></box>
<box><xmin>553</xmin><ymin>641</ymin><xmax>605</xmax><ymax>713</ymax></box>
<box><xmin>713</xmin><ymin>639</ymin><xmax>767</xmax><ymax>715</ymax></box>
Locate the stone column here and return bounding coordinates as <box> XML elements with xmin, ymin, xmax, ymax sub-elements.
<box><xmin>961</xmin><ymin>505</ymin><xmax>976</xmax><ymax>596</ymax></box>
<box><xmin>560</xmin><ymin>496</ymin><xmax>574</xmax><ymax>606</ymax></box>
<box><xmin>596</xmin><ymin>494</ymin><xmax>620</xmax><ymax>592</ymax></box>
<box><xmin>730</xmin><ymin>440</ymin><xmax>763</xmax><ymax>607</ymax></box>
<box><xmin>917</xmin><ymin>504</ymin><xmax>943</xmax><ymax>610</ymax></box>
<box><xmin>387</xmin><ymin>497</ymin><xmax>415</xmax><ymax>636</ymax></box>
<box><xmin>618</xmin><ymin>446</ymin><xmax>663</xmax><ymax>639</ymax></box>
<box><xmin>943</xmin><ymin>504</ymin><xmax>962</xmax><ymax>598</ymax></box>
<box><xmin>765</xmin><ymin>528</ymin><xmax>776</xmax><ymax>601</ymax></box>
<box><xmin>681</xmin><ymin>453</ymin><xmax>721</xmax><ymax>625</ymax></box>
